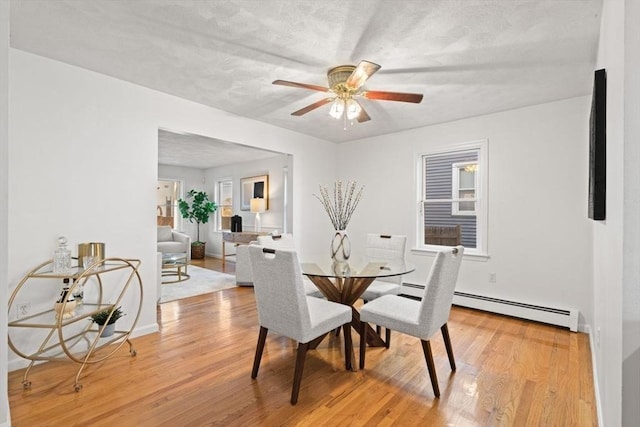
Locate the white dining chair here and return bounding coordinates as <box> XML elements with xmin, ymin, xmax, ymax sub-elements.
<box><xmin>361</xmin><ymin>234</ymin><xmax>407</xmax><ymax>300</ymax></box>
<box><xmin>256</xmin><ymin>234</ymin><xmax>321</xmax><ymax>296</ymax></box>
<box><xmin>248</xmin><ymin>246</ymin><xmax>352</xmax><ymax>405</ymax></box>
<box><xmin>360</xmin><ymin>234</ymin><xmax>407</xmax><ymax>347</ymax></box>
<box><xmin>359</xmin><ymin>246</ymin><xmax>464</xmax><ymax>398</ymax></box>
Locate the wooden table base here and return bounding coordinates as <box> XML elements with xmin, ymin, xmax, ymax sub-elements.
<box><xmin>305</xmin><ymin>275</ymin><xmax>387</xmax><ymax>370</ymax></box>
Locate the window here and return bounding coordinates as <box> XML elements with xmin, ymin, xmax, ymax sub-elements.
<box><xmin>217</xmin><ymin>179</ymin><xmax>233</xmax><ymax>231</ymax></box>
<box><xmin>452</xmin><ymin>161</ymin><xmax>477</xmax><ymax>215</ymax></box>
<box><xmin>157</xmin><ymin>180</ymin><xmax>181</xmax><ymax>229</ymax></box>
<box><xmin>417</xmin><ymin>140</ymin><xmax>487</xmax><ymax>257</ymax></box>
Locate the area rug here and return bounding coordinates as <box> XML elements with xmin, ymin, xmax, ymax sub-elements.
<box><xmin>159</xmin><ymin>265</ymin><xmax>237</xmax><ymax>303</ymax></box>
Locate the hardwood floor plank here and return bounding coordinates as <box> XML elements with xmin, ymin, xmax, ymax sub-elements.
<box><xmin>8</xmin><ymin>257</ymin><xmax>597</xmax><ymax>426</ymax></box>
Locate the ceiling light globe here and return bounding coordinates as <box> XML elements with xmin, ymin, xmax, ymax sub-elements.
<box><xmin>329</xmin><ymin>99</ymin><xmax>345</xmax><ymax>119</ymax></box>
<box><xmin>346</xmin><ymin>99</ymin><xmax>361</xmax><ymax>120</ymax></box>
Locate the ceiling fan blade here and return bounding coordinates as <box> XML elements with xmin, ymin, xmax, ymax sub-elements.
<box><xmin>273</xmin><ymin>80</ymin><xmax>330</xmax><ymax>93</ymax></box>
<box><xmin>345</xmin><ymin>60</ymin><xmax>381</xmax><ymax>90</ymax></box>
<box><xmin>291</xmin><ymin>98</ymin><xmax>334</xmax><ymax>116</ymax></box>
<box><xmin>362</xmin><ymin>90</ymin><xmax>423</xmax><ymax>103</ymax></box>
<box><xmin>356</xmin><ymin>102</ymin><xmax>371</xmax><ymax>123</ymax></box>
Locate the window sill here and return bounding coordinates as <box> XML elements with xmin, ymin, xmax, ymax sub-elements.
<box><xmin>410</xmin><ymin>247</ymin><xmax>489</xmax><ymax>261</ymax></box>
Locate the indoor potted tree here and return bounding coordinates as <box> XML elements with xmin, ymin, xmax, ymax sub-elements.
<box><xmin>178</xmin><ymin>189</ymin><xmax>217</xmax><ymax>259</ymax></box>
<box><xmin>90</xmin><ymin>306</ymin><xmax>124</xmax><ymax>337</ymax></box>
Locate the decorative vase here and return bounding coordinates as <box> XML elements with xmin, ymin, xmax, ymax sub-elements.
<box><xmin>99</xmin><ymin>322</ymin><xmax>116</xmax><ymax>337</ymax></box>
<box><xmin>330</xmin><ymin>230</ymin><xmax>351</xmax><ymax>263</ymax></box>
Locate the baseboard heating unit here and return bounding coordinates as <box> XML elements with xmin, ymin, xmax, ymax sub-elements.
<box><xmin>401</xmin><ymin>283</ymin><xmax>579</xmax><ymax>332</ymax></box>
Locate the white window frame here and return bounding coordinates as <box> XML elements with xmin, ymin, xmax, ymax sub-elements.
<box><xmin>157</xmin><ymin>178</ymin><xmax>183</xmax><ymax>230</ymax></box>
<box><xmin>216</xmin><ymin>178</ymin><xmax>233</xmax><ymax>231</ymax></box>
<box><xmin>451</xmin><ymin>161</ymin><xmax>477</xmax><ymax>216</ymax></box>
<box><xmin>414</xmin><ymin>139</ymin><xmax>488</xmax><ymax>259</ymax></box>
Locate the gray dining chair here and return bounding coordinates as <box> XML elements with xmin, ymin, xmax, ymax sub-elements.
<box><xmin>359</xmin><ymin>246</ymin><xmax>464</xmax><ymax>398</ymax></box>
<box><xmin>360</xmin><ymin>234</ymin><xmax>407</xmax><ymax>347</ymax></box>
<box><xmin>248</xmin><ymin>246</ymin><xmax>352</xmax><ymax>405</ymax></box>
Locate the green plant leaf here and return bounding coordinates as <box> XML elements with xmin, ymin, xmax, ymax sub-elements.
<box><xmin>177</xmin><ymin>190</ymin><xmax>218</xmax><ymax>242</ymax></box>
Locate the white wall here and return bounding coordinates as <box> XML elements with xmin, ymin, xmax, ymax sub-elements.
<box><xmin>159</xmin><ymin>153</ymin><xmax>292</xmax><ymax>259</ymax></box>
<box><xmin>622</xmin><ymin>0</ymin><xmax>640</xmax><ymax>424</ymax></box>
<box><xmin>0</xmin><ymin>1</ymin><xmax>10</xmax><ymax>425</ymax></box>
<box><xmin>158</xmin><ymin>163</ymin><xmax>206</xmax><ymax>236</ymax></box>
<box><xmin>203</xmin><ymin>154</ymin><xmax>291</xmax><ymax>257</ymax></box>
<box><xmin>6</xmin><ymin>49</ymin><xmax>337</xmax><ymax>376</ymax></box>
<box><xmin>593</xmin><ymin>0</ymin><xmax>626</xmax><ymax>425</ymax></box>
<box><xmin>339</xmin><ymin>97</ymin><xmax>593</xmax><ymax>328</ymax></box>
<box><xmin>594</xmin><ymin>0</ymin><xmax>640</xmax><ymax>425</ymax></box>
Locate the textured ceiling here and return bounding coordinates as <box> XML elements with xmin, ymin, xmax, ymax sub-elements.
<box><xmin>158</xmin><ymin>129</ymin><xmax>284</xmax><ymax>169</ymax></box>
<box><xmin>9</xmin><ymin>0</ymin><xmax>603</xmax><ymax>165</ymax></box>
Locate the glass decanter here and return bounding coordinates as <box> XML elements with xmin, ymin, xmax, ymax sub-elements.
<box><xmin>53</xmin><ymin>236</ymin><xmax>72</xmax><ymax>273</ymax></box>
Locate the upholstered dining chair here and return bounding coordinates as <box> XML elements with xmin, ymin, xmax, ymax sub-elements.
<box><xmin>359</xmin><ymin>246</ymin><xmax>464</xmax><ymax>399</ymax></box>
<box><xmin>360</xmin><ymin>234</ymin><xmax>407</xmax><ymax>347</ymax></box>
<box><xmin>257</xmin><ymin>234</ymin><xmax>322</xmax><ymax>296</ymax></box>
<box><xmin>248</xmin><ymin>246</ymin><xmax>352</xmax><ymax>405</ymax></box>
<box><xmin>361</xmin><ymin>234</ymin><xmax>407</xmax><ymax>300</ymax></box>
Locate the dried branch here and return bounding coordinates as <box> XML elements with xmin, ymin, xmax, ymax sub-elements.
<box><xmin>313</xmin><ymin>181</ymin><xmax>365</xmax><ymax>230</ymax></box>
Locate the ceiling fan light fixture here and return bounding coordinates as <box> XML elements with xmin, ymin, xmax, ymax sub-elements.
<box><xmin>329</xmin><ymin>99</ymin><xmax>345</xmax><ymax>119</ymax></box>
<box><xmin>273</xmin><ymin>60</ymin><xmax>422</xmax><ymax>125</ymax></box>
<box><xmin>346</xmin><ymin>99</ymin><xmax>361</xmax><ymax>120</ymax></box>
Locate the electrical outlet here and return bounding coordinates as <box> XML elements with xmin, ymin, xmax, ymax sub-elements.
<box><xmin>488</xmin><ymin>272</ymin><xmax>497</xmax><ymax>283</ymax></box>
<box><xmin>17</xmin><ymin>302</ymin><xmax>31</xmax><ymax>319</ymax></box>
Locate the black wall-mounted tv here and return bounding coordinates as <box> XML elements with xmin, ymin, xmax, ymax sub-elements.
<box><xmin>588</xmin><ymin>68</ymin><xmax>606</xmax><ymax>221</ymax></box>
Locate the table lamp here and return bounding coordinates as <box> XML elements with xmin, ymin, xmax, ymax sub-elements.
<box><xmin>250</xmin><ymin>198</ymin><xmax>266</xmax><ymax>232</ymax></box>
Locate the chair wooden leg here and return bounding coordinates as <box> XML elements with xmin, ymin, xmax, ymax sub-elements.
<box><xmin>359</xmin><ymin>321</ymin><xmax>367</xmax><ymax>369</ymax></box>
<box><xmin>335</xmin><ymin>327</ymin><xmax>341</xmax><ymax>337</ymax></box>
<box><xmin>385</xmin><ymin>328</ymin><xmax>391</xmax><ymax>348</ymax></box>
<box><xmin>421</xmin><ymin>339</ymin><xmax>440</xmax><ymax>398</ymax></box>
<box><xmin>441</xmin><ymin>323</ymin><xmax>456</xmax><ymax>371</ymax></box>
<box><xmin>376</xmin><ymin>325</ymin><xmax>381</xmax><ymax>335</ymax></box>
<box><xmin>251</xmin><ymin>326</ymin><xmax>268</xmax><ymax>379</ymax></box>
<box><xmin>291</xmin><ymin>342</ymin><xmax>310</xmax><ymax>405</ymax></box>
<box><xmin>343</xmin><ymin>324</ymin><xmax>353</xmax><ymax>371</ymax></box>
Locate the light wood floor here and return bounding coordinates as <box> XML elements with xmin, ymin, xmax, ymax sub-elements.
<box><xmin>8</xmin><ymin>257</ymin><xmax>597</xmax><ymax>426</ymax></box>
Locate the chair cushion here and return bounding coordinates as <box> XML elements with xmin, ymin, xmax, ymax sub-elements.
<box><xmin>157</xmin><ymin>241</ymin><xmax>187</xmax><ymax>253</ymax></box>
<box><xmin>302</xmin><ymin>278</ymin><xmax>324</xmax><ymax>298</ymax></box>
<box><xmin>361</xmin><ymin>280</ymin><xmax>401</xmax><ymax>301</ymax></box>
<box><xmin>360</xmin><ymin>295</ymin><xmax>427</xmax><ymax>339</ymax></box>
<box><xmin>305</xmin><ymin>297</ymin><xmax>351</xmax><ymax>342</ymax></box>
<box><xmin>158</xmin><ymin>226</ymin><xmax>173</xmax><ymax>242</ymax></box>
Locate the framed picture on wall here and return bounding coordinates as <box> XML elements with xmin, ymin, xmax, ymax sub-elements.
<box><xmin>240</xmin><ymin>174</ymin><xmax>269</xmax><ymax>211</ymax></box>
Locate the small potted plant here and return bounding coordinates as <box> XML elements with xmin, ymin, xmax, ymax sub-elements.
<box><xmin>90</xmin><ymin>306</ymin><xmax>124</xmax><ymax>337</ymax></box>
<box><xmin>178</xmin><ymin>189</ymin><xmax>217</xmax><ymax>259</ymax></box>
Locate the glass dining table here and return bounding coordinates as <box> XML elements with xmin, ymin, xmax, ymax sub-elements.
<box><xmin>300</xmin><ymin>259</ymin><xmax>415</xmax><ymax>369</ymax></box>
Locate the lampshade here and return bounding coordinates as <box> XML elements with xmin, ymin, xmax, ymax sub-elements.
<box><xmin>250</xmin><ymin>198</ymin><xmax>266</xmax><ymax>213</ymax></box>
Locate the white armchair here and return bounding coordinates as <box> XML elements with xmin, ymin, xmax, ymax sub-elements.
<box><xmin>157</xmin><ymin>226</ymin><xmax>191</xmax><ymax>271</ymax></box>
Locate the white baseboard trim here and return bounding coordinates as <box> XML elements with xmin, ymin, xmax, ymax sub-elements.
<box><xmin>585</xmin><ymin>324</ymin><xmax>604</xmax><ymax>427</ymax></box>
<box><xmin>8</xmin><ymin>323</ymin><xmax>159</xmax><ymax>372</ymax></box>
<box><xmin>402</xmin><ymin>283</ymin><xmax>579</xmax><ymax>331</ymax></box>
<box><xmin>130</xmin><ymin>322</ymin><xmax>159</xmax><ymax>338</ymax></box>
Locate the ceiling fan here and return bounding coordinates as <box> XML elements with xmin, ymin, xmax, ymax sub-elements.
<box><xmin>273</xmin><ymin>60</ymin><xmax>423</xmax><ymax>125</ymax></box>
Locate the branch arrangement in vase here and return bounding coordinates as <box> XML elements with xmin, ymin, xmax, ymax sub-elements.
<box><xmin>314</xmin><ymin>180</ymin><xmax>364</xmax><ymax>230</ymax></box>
